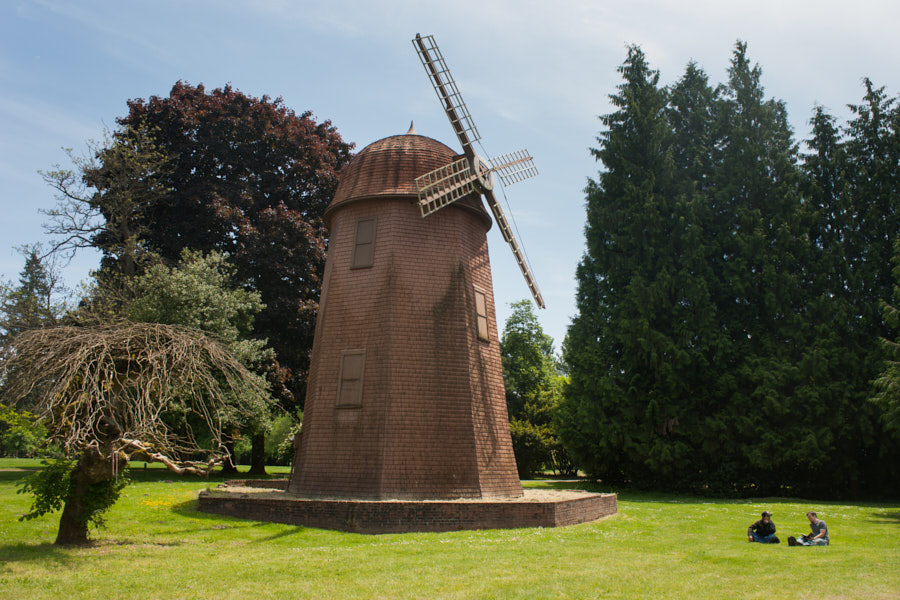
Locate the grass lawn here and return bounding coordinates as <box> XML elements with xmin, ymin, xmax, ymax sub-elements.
<box><xmin>1</xmin><ymin>458</ymin><xmax>897</xmax><ymax>599</ymax></box>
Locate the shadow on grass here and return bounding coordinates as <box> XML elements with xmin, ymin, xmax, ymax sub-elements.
<box><xmin>0</xmin><ymin>542</ymin><xmax>77</xmax><ymax>565</ymax></box>
<box><xmin>526</xmin><ymin>479</ymin><xmax>900</xmax><ymax>508</ymax></box>
<box><xmin>169</xmin><ymin>496</ymin><xmax>310</xmax><ymax>540</ymax></box>
<box><xmin>167</xmin><ymin>498</ymin><xmax>307</xmax><ymax>539</ymax></box>
<box><xmin>252</xmin><ymin>526</ymin><xmax>306</xmax><ymax>542</ymax></box>
<box><xmin>867</xmin><ymin>509</ymin><xmax>900</xmax><ymax>523</ymax></box>
<box><xmin>0</xmin><ymin>468</ymin><xmax>39</xmax><ymax>484</ymax></box>
<box><xmin>126</xmin><ymin>466</ymin><xmax>288</xmax><ymax>484</ymax></box>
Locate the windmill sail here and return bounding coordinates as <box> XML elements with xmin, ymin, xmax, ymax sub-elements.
<box><xmin>413</xmin><ymin>34</ymin><xmax>480</xmax><ymax>153</ymax></box>
<box><xmin>483</xmin><ymin>189</ymin><xmax>545</xmax><ymax>308</ymax></box>
<box><xmin>412</xmin><ymin>33</ymin><xmax>545</xmax><ymax>309</ymax></box>
<box><xmin>489</xmin><ymin>150</ymin><xmax>538</xmax><ymax>186</ymax></box>
<box><xmin>415</xmin><ymin>157</ymin><xmax>479</xmax><ymax>217</ymax></box>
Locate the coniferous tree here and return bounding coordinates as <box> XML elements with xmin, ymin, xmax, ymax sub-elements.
<box><xmin>798</xmin><ymin>82</ymin><xmax>900</xmax><ymax>494</ymax></box>
<box><xmin>0</xmin><ymin>246</ymin><xmax>65</xmax><ymax>354</ymax></box>
<box><xmin>872</xmin><ymin>241</ymin><xmax>900</xmax><ymax>438</ymax></box>
<box><xmin>561</xmin><ymin>45</ymin><xmax>685</xmax><ymax>486</ymax></box>
<box><xmin>664</xmin><ymin>61</ymin><xmax>739</xmax><ymax>490</ymax></box>
<box><xmin>562</xmin><ymin>42</ymin><xmax>898</xmax><ymax>497</ymax></box>
<box><xmin>709</xmin><ymin>42</ymin><xmax>810</xmax><ymax>493</ymax></box>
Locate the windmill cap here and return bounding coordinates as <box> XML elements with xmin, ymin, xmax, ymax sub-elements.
<box><xmin>325</xmin><ymin>132</ymin><xmax>491</xmax><ymax>229</ymax></box>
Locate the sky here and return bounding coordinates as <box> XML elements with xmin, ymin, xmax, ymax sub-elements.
<box><xmin>1</xmin><ymin>0</ymin><xmax>897</xmax><ymax>348</ymax></box>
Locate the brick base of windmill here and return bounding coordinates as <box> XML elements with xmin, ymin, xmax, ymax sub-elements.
<box><xmin>198</xmin><ymin>480</ymin><xmax>616</xmax><ymax>533</ymax></box>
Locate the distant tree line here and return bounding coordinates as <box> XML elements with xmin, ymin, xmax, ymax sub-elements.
<box><xmin>558</xmin><ymin>42</ymin><xmax>899</xmax><ymax>498</ymax></box>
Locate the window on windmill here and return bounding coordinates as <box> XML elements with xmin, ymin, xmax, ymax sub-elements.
<box><xmin>337</xmin><ymin>350</ymin><xmax>366</xmax><ymax>407</ymax></box>
<box><xmin>351</xmin><ymin>217</ymin><xmax>376</xmax><ymax>269</ymax></box>
<box><xmin>474</xmin><ymin>288</ymin><xmax>489</xmax><ymax>342</ymax></box>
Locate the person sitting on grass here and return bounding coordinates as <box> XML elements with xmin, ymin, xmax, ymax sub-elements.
<box><xmin>788</xmin><ymin>511</ymin><xmax>829</xmax><ymax>546</ymax></box>
<box><xmin>747</xmin><ymin>510</ymin><xmax>779</xmax><ymax>543</ymax></box>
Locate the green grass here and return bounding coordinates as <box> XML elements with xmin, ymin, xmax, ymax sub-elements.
<box><xmin>1</xmin><ymin>458</ymin><xmax>897</xmax><ymax>599</ymax></box>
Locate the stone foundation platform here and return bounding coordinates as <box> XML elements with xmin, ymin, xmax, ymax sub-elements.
<box><xmin>198</xmin><ymin>480</ymin><xmax>616</xmax><ymax>534</ymax></box>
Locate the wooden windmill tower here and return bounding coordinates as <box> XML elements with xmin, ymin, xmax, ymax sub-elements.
<box><xmin>287</xmin><ymin>34</ymin><xmax>543</xmax><ymax>500</ymax></box>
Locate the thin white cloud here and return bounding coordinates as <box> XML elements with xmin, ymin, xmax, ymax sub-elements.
<box><xmin>0</xmin><ymin>97</ymin><xmax>99</xmax><ymax>143</ymax></box>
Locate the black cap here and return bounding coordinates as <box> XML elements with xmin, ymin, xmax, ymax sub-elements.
<box><xmin>761</xmin><ymin>511</ymin><xmax>772</xmax><ymax>517</ymax></box>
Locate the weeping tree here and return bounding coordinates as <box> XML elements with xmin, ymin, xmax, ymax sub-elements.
<box><xmin>3</xmin><ymin>322</ymin><xmax>270</xmax><ymax>545</ymax></box>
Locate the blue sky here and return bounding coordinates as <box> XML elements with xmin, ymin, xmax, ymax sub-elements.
<box><xmin>2</xmin><ymin>0</ymin><xmax>897</xmax><ymax>347</ymax></box>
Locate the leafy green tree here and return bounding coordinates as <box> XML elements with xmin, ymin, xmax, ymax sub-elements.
<box><xmin>501</xmin><ymin>299</ymin><xmax>557</xmax><ymax>419</ymax></box>
<box><xmin>118</xmin><ymin>249</ymin><xmax>275</xmax><ymax>472</ymax></box>
<box><xmin>0</xmin><ymin>402</ymin><xmax>47</xmax><ymax>457</ymax></box>
<box><xmin>500</xmin><ymin>300</ymin><xmax>571</xmax><ymax>478</ymax></box>
<box><xmin>41</xmin><ymin>124</ymin><xmax>169</xmax><ymax>279</ymax></box>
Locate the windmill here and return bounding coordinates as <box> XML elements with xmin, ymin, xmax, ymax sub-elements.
<box><xmin>286</xmin><ymin>34</ymin><xmax>541</xmax><ymax>501</ymax></box>
<box><xmin>202</xmin><ymin>33</ymin><xmax>617</xmax><ymax>532</ymax></box>
<box><xmin>413</xmin><ymin>33</ymin><xmax>545</xmax><ymax>309</ymax></box>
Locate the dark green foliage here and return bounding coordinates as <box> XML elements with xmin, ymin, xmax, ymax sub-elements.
<box><xmin>16</xmin><ymin>459</ymin><xmax>73</xmax><ymax>520</ymax></box>
<box><xmin>872</xmin><ymin>242</ymin><xmax>900</xmax><ymax>437</ymax></box>
<box><xmin>17</xmin><ymin>459</ymin><xmax>129</xmax><ymax>530</ymax></box>
<box><xmin>508</xmin><ymin>418</ymin><xmax>553</xmax><ymax>479</ymax></box>
<box><xmin>561</xmin><ymin>42</ymin><xmax>899</xmax><ymax>497</ymax></box>
<box><xmin>0</xmin><ymin>246</ymin><xmax>63</xmax><ymax>345</ymax></box>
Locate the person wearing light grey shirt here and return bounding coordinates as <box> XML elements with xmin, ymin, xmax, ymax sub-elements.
<box><xmin>788</xmin><ymin>511</ymin><xmax>829</xmax><ymax>546</ymax></box>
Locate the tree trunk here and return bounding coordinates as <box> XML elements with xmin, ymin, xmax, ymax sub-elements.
<box><xmin>220</xmin><ymin>440</ymin><xmax>239</xmax><ymax>475</ymax></box>
<box><xmin>55</xmin><ymin>448</ymin><xmax>111</xmax><ymax>545</ymax></box>
<box><xmin>248</xmin><ymin>433</ymin><xmax>267</xmax><ymax>475</ymax></box>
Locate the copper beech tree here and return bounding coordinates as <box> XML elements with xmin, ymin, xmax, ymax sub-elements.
<box><xmin>42</xmin><ymin>83</ymin><xmax>354</xmax><ymax>473</ymax></box>
<box><xmin>4</xmin><ymin>322</ymin><xmax>269</xmax><ymax>545</ymax></box>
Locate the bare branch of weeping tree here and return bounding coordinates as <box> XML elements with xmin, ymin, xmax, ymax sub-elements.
<box><xmin>39</xmin><ymin>125</ymin><xmax>170</xmax><ymax>276</ymax></box>
<box><xmin>2</xmin><ymin>321</ymin><xmax>270</xmax><ymax>474</ymax></box>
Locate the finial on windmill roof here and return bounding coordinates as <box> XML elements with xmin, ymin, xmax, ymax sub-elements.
<box><xmin>406</xmin><ymin>121</ymin><xmax>417</xmax><ymax>135</ymax></box>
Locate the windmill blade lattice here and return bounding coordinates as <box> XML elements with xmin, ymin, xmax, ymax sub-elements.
<box><xmin>413</xmin><ymin>34</ymin><xmax>481</xmax><ymax>152</ymax></box>
<box><xmin>489</xmin><ymin>150</ymin><xmax>538</xmax><ymax>186</ymax></box>
<box><xmin>412</xmin><ymin>33</ymin><xmax>545</xmax><ymax>309</ymax></box>
<box><xmin>483</xmin><ymin>189</ymin><xmax>545</xmax><ymax>308</ymax></box>
<box><xmin>415</xmin><ymin>157</ymin><xmax>479</xmax><ymax>217</ymax></box>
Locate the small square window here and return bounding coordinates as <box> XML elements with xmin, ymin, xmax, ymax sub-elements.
<box><xmin>351</xmin><ymin>218</ymin><xmax>376</xmax><ymax>269</ymax></box>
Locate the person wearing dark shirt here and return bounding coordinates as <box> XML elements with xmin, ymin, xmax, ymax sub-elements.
<box><xmin>747</xmin><ymin>510</ymin><xmax>779</xmax><ymax>543</ymax></box>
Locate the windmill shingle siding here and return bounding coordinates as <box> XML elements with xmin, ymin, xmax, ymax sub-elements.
<box><xmin>288</xmin><ymin>133</ymin><xmax>521</xmax><ymax>500</ymax></box>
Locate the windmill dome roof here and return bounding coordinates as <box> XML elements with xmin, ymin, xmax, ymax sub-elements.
<box><xmin>325</xmin><ymin>132</ymin><xmax>490</xmax><ymax>228</ymax></box>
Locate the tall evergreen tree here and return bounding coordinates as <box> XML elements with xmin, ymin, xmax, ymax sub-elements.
<box><xmin>561</xmin><ymin>45</ymin><xmax>693</xmax><ymax>486</ymax></box>
<box><xmin>798</xmin><ymin>81</ymin><xmax>900</xmax><ymax>494</ymax></box>
<box><xmin>872</xmin><ymin>241</ymin><xmax>900</xmax><ymax>438</ymax></box>
<box><xmin>708</xmin><ymin>42</ymin><xmax>810</xmax><ymax>493</ymax></box>
<box><xmin>843</xmin><ymin>79</ymin><xmax>899</xmax><ymax>336</ymax></box>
